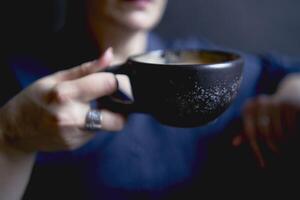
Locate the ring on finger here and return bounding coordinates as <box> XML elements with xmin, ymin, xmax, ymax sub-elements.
<box><xmin>84</xmin><ymin>109</ymin><xmax>103</xmax><ymax>131</ymax></box>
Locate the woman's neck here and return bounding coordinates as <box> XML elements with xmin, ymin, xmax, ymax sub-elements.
<box><xmin>88</xmin><ymin>16</ymin><xmax>148</xmax><ymax>65</ymax></box>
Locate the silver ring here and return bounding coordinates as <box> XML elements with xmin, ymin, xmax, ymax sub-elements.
<box><xmin>258</xmin><ymin>115</ymin><xmax>270</xmax><ymax>127</ymax></box>
<box><xmin>84</xmin><ymin>110</ymin><xmax>103</xmax><ymax>131</ymax></box>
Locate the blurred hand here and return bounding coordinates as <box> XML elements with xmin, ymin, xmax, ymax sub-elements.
<box><xmin>0</xmin><ymin>48</ymin><xmax>126</xmax><ymax>153</ymax></box>
<box><xmin>232</xmin><ymin>74</ymin><xmax>300</xmax><ymax>168</ymax></box>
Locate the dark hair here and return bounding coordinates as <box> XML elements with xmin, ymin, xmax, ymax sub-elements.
<box><xmin>62</xmin><ymin>0</ymin><xmax>88</xmax><ymax>32</ymax></box>
<box><xmin>3</xmin><ymin>1</ymin><xmax>98</xmax><ymax>68</ymax></box>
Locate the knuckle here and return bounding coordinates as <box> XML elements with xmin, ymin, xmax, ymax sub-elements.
<box><xmin>48</xmin><ymin>108</ymin><xmax>76</xmax><ymax>128</ymax></box>
<box><xmin>49</xmin><ymin>84</ymin><xmax>71</xmax><ymax>104</ymax></box>
<box><xmin>77</xmin><ymin>64</ymin><xmax>90</xmax><ymax>76</ymax></box>
<box><xmin>50</xmin><ymin>112</ymin><xmax>69</xmax><ymax>127</ymax></box>
<box><xmin>103</xmin><ymin>74</ymin><xmax>118</xmax><ymax>94</ymax></box>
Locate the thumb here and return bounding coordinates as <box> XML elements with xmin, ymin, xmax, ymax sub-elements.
<box><xmin>54</xmin><ymin>47</ymin><xmax>113</xmax><ymax>81</ymax></box>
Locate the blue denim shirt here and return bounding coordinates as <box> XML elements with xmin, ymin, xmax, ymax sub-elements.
<box><xmin>4</xmin><ymin>33</ymin><xmax>300</xmax><ymax>200</ymax></box>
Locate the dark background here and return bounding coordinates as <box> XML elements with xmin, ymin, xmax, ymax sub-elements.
<box><xmin>2</xmin><ymin>0</ymin><xmax>300</xmax><ymax>57</ymax></box>
<box><xmin>156</xmin><ymin>0</ymin><xmax>300</xmax><ymax>57</ymax></box>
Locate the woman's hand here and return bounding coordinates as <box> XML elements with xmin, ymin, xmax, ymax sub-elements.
<box><xmin>232</xmin><ymin>74</ymin><xmax>300</xmax><ymax>168</ymax></box>
<box><xmin>0</xmin><ymin>48</ymin><xmax>126</xmax><ymax>153</ymax></box>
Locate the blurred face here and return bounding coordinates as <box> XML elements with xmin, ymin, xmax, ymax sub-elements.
<box><xmin>88</xmin><ymin>0</ymin><xmax>168</xmax><ymax>31</ymax></box>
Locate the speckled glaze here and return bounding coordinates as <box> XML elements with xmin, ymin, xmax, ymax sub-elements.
<box><xmin>102</xmin><ymin>50</ymin><xmax>244</xmax><ymax>127</ymax></box>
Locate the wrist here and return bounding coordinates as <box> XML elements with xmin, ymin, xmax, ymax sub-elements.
<box><xmin>0</xmin><ymin>118</ymin><xmax>36</xmax><ymax>200</ymax></box>
<box><xmin>0</xmin><ymin>113</ymin><xmax>36</xmax><ymax>159</ymax></box>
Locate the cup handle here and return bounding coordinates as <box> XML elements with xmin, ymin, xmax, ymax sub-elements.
<box><xmin>98</xmin><ymin>63</ymin><xmax>136</xmax><ymax>113</ymax></box>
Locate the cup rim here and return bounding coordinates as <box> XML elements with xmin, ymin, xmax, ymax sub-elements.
<box><xmin>129</xmin><ymin>49</ymin><xmax>244</xmax><ymax>69</ymax></box>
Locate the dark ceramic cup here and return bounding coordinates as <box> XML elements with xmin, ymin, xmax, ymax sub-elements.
<box><xmin>100</xmin><ymin>49</ymin><xmax>244</xmax><ymax>127</ymax></box>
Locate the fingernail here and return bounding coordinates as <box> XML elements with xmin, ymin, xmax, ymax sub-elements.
<box><xmin>103</xmin><ymin>47</ymin><xmax>113</xmax><ymax>61</ymax></box>
<box><xmin>113</xmin><ymin>74</ymin><xmax>134</xmax><ymax>104</ymax></box>
<box><xmin>98</xmin><ymin>47</ymin><xmax>113</xmax><ymax>66</ymax></box>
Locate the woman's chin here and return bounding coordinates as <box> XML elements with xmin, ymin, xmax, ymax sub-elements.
<box><xmin>119</xmin><ymin>14</ymin><xmax>158</xmax><ymax>31</ymax></box>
